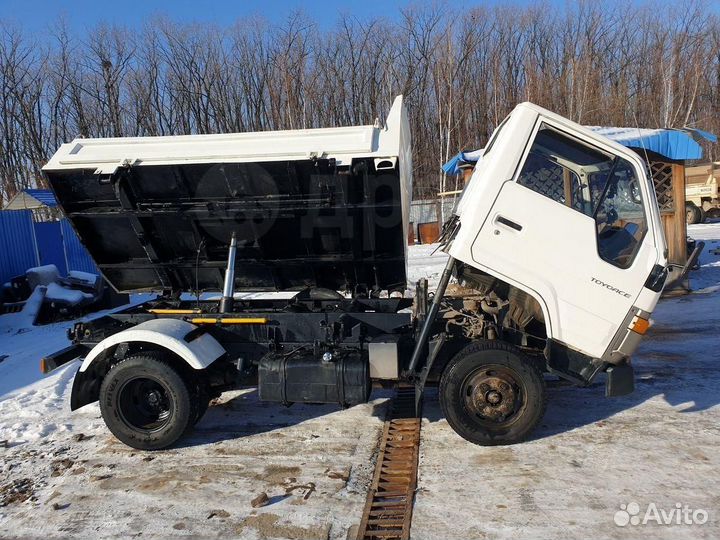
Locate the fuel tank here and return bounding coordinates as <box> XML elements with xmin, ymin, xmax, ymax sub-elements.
<box><xmin>43</xmin><ymin>97</ymin><xmax>412</xmax><ymax>295</ymax></box>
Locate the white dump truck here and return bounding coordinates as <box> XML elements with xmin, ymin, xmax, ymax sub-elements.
<box><xmin>41</xmin><ymin>97</ymin><xmax>668</xmax><ymax>450</ymax></box>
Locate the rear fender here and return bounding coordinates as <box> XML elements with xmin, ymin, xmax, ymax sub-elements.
<box><xmin>71</xmin><ymin>318</ymin><xmax>226</xmax><ymax>410</ymax></box>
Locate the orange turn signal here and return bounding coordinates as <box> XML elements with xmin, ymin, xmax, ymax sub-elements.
<box><xmin>631</xmin><ymin>317</ymin><xmax>650</xmax><ymax>335</ymax></box>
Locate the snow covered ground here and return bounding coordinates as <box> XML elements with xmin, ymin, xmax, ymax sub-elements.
<box><xmin>687</xmin><ymin>220</ymin><xmax>720</xmax><ymax>292</ymax></box>
<box><xmin>1</xmin><ymin>224</ymin><xmax>719</xmax><ymax>539</ymax></box>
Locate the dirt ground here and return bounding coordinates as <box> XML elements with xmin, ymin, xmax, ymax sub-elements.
<box><xmin>415</xmin><ymin>292</ymin><xmax>720</xmax><ymax>539</ymax></box>
<box><xmin>0</xmin><ymin>385</ymin><xmax>389</xmax><ymax>539</ymax></box>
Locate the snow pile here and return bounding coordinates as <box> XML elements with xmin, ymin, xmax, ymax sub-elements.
<box><xmin>688</xmin><ymin>221</ymin><xmax>720</xmax><ymax>292</ymax></box>
<box><xmin>2</xmin><ymin>264</ymin><xmax>104</xmax><ymax>328</ymax></box>
<box><xmin>25</xmin><ymin>265</ymin><xmax>61</xmax><ymax>288</ymax></box>
<box><xmin>44</xmin><ymin>282</ymin><xmax>94</xmax><ymax>306</ymax></box>
<box><xmin>0</xmin><ymin>293</ymin><xmax>155</xmax><ymax>398</ymax></box>
<box><xmin>0</xmin><ymin>363</ymin><xmax>77</xmax><ymax>445</ymax></box>
<box><xmin>0</xmin><ymin>285</ymin><xmax>47</xmax><ymax>332</ymax></box>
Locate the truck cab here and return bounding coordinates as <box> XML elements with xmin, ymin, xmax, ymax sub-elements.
<box><xmin>447</xmin><ymin>102</ymin><xmax>667</xmax><ymax>372</ymax></box>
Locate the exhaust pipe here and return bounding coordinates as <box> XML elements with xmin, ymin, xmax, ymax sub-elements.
<box><xmin>219</xmin><ymin>233</ymin><xmax>237</xmax><ymax>313</ymax></box>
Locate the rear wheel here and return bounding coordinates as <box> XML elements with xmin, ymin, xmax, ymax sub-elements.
<box><xmin>439</xmin><ymin>340</ymin><xmax>546</xmax><ymax>445</ymax></box>
<box><xmin>686</xmin><ymin>202</ymin><xmax>701</xmax><ymax>225</ymax></box>
<box><xmin>698</xmin><ymin>206</ymin><xmax>707</xmax><ymax>224</ymax></box>
<box><xmin>99</xmin><ymin>352</ymin><xmax>196</xmax><ymax>450</ymax></box>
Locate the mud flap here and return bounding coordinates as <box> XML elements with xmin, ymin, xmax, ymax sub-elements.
<box><xmin>605</xmin><ymin>363</ymin><xmax>634</xmax><ymax>397</ymax></box>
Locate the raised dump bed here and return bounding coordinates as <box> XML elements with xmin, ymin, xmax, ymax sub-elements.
<box><xmin>43</xmin><ymin>97</ymin><xmax>412</xmax><ymax>295</ymax></box>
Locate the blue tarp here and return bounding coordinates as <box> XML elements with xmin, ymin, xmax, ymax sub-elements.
<box><xmin>442</xmin><ymin>152</ymin><xmax>476</xmax><ymax>175</ymax></box>
<box><xmin>443</xmin><ymin>125</ymin><xmax>717</xmax><ymax>175</ymax></box>
<box><xmin>441</xmin><ymin>148</ymin><xmax>485</xmax><ymax>175</ymax></box>
<box><xmin>588</xmin><ymin>126</ymin><xmax>715</xmax><ymax>161</ymax></box>
<box><xmin>684</xmin><ymin>127</ymin><xmax>718</xmax><ymax>144</ymax></box>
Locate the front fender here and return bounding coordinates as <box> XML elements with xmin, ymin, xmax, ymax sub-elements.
<box><xmin>71</xmin><ymin>318</ymin><xmax>226</xmax><ymax>410</ymax></box>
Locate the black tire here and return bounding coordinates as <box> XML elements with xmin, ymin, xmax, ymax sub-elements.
<box><xmin>439</xmin><ymin>340</ymin><xmax>546</xmax><ymax>446</ymax></box>
<box><xmin>99</xmin><ymin>352</ymin><xmax>197</xmax><ymax>450</ymax></box>
<box><xmin>698</xmin><ymin>207</ymin><xmax>707</xmax><ymax>224</ymax></box>
<box><xmin>686</xmin><ymin>202</ymin><xmax>701</xmax><ymax>225</ymax></box>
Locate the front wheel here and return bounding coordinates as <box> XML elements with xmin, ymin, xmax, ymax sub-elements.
<box><xmin>439</xmin><ymin>340</ymin><xmax>546</xmax><ymax>445</ymax></box>
<box><xmin>99</xmin><ymin>352</ymin><xmax>196</xmax><ymax>450</ymax></box>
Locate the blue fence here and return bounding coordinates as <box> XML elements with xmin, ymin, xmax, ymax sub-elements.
<box><xmin>0</xmin><ymin>210</ymin><xmax>98</xmax><ymax>285</ymax></box>
<box><xmin>0</xmin><ymin>211</ymin><xmax>38</xmax><ymax>284</ymax></box>
<box><xmin>61</xmin><ymin>219</ymin><xmax>98</xmax><ymax>275</ymax></box>
<box><xmin>34</xmin><ymin>221</ymin><xmax>67</xmax><ymax>275</ymax></box>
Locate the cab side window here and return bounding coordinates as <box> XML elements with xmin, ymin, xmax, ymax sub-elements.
<box><xmin>517</xmin><ymin>124</ymin><xmax>614</xmax><ymax>217</ymax></box>
<box><xmin>516</xmin><ymin>123</ymin><xmax>647</xmax><ymax>268</ymax></box>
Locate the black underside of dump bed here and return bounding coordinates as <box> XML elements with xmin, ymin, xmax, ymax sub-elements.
<box><xmin>45</xmin><ymin>158</ymin><xmax>407</xmax><ymax>294</ymax></box>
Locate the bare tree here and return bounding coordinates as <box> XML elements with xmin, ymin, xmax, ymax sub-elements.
<box><xmin>0</xmin><ymin>0</ymin><xmax>718</xmax><ymax>206</ymax></box>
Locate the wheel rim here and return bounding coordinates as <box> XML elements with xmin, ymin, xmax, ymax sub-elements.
<box><xmin>687</xmin><ymin>208</ymin><xmax>694</xmax><ymax>223</ymax></box>
<box><xmin>117</xmin><ymin>376</ymin><xmax>173</xmax><ymax>433</ymax></box>
<box><xmin>462</xmin><ymin>364</ymin><xmax>526</xmax><ymax>428</ymax></box>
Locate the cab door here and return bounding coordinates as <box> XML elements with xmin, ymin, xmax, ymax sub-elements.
<box><xmin>470</xmin><ymin>121</ymin><xmax>659</xmax><ymax>359</ymax></box>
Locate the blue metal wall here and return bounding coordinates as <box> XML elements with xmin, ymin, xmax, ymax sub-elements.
<box><xmin>60</xmin><ymin>219</ymin><xmax>98</xmax><ymax>274</ymax></box>
<box><xmin>0</xmin><ymin>210</ymin><xmax>38</xmax><ymax>285</ymax></box>
<box><xmin>0</xmin><ymin>211</ymin><xmax>97</xmax><ymax>284</ymax></box>
<box><xmin>35</xmin><ymin>221</ymin><xmax>67</xmax><ymax>275</ymax></box>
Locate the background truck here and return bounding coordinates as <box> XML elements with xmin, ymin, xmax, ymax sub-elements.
<box><xmin>41</xmin><ymin>96</ymin><xmax>668</xmax><ymax>450</ymax></box>
<box><xmin>685</xmin><ymin>161</ymin><xmax>720</xmax><ymax>224</ymax></box>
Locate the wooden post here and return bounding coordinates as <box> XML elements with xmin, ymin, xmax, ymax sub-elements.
<box><xmin>671</xmin><ymin>163</ymin><xmax>688</xmax><ymax>264</ymax></box>
<box><xmin>462</xmin><ymin>167</ymin><xmax>474</xmax><ymax>185</ymax></box>
<box><xmin>658</xmin><ymin>162</ymin><xmax>689</xmax><ymax>294</ymax></box>
<box><xmin>646</xmin><ymin>157</ymin><xmax>689</xmax><ymax>294</ymax></box>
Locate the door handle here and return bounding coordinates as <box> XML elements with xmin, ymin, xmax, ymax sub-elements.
<box><xmin>495</xmin><ymin>215</ymin><xmax>523</xmax><ymax>232</ymax></box>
